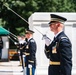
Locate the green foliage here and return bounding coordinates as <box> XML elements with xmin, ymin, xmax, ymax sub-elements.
<box><xmin>0</xmin><ymin>0</ymin><xmax>76</xmax><ymax>35</ymax></box>
<box><xmin>0</xmin><ymin>0</ymin><xmax>76</xmax><ymax>49</ymax></box>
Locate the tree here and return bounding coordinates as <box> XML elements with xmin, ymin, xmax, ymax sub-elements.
<box><xmin>0</xmin><ymin>0</ymin><xmax>76</xmax><ymax>35</ymax></box>
<box><xmin>0</xmin><ymin>0</ymin><xmax>38</xmax><ymax>35</ymax></box>
<box><xmin>0</xmin><ymin>0</ymin><xmax>75</xmax><ymax>49</ymax></box>
<box><xmin>35</xmin><ymin>0</ymin><xmax>75</xmax><ymax>12</ymax></box>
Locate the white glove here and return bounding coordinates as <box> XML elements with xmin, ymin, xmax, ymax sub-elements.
<box><xmin>14</xmin><ymin>42</ymin><xmax>17</xmax><ymax>45</ymax></box>
<box><xmin>45</xmin><ymin>39</ymin><xmax>51</xmax><ymax>46</ymax></box>
<box><xmin>22</xmin><ymin>54</ymin><xmax>25</xmax><ymax>58</ymax></box>
<box><xmin>42</xmin><ymin>35</ymin><xmax>51</xmax><ymax>46</ymax></box>
<box><xmin>18</xmin><ymin>51</ymin><xmax>20</xmax><ymax>54</ymax></box>
<box><xmin>28</xmin><ymin>64</ymin><xmax>32</xmax><ymax>68</ymax></box>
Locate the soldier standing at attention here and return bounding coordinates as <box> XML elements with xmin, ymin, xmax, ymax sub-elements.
<box><xmin>43</xmin><ymin>14</ymin><xmax>72</xmax><ymax>75</ymax></box>
<box><xmin>19</xmin><ymin>35</ymin><xmax>26</xmax><ymax>72</ymax></box>
<box><xmin>24</xmin><ymin>30</ymin><xmax>37</xmax><ymax>75</ymax></box>
<box><xmin>15</xmin><ymin>35</ymin><xmax>27</xmax><ymax>72</ymax></box>
<box><xmin>0</xmin><ymin>36</ymin><xmax>3</xmax><ymax>59</ymax></box>
<box><xmin>17</xmin><ymin>36</ymin><xmax>22</xmax><ymax>66</ymax></box>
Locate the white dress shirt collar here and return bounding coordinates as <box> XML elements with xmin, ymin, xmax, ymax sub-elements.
<box><xmin>55</xmin><ymin>30</ymin><xmax>63</xmax><ymax>38</ymax></box>
<box><xmin>28</xmin><ymin>37</ymin><xmax>32</xmax><ymax>41</ymax></box>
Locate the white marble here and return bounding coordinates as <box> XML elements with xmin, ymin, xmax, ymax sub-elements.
<box><xmin>28</xmin><ymin>12</ymin><xmax>76</xmax><ymax>75</ymax></box>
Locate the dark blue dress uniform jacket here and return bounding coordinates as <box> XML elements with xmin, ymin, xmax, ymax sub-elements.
<box><xmin>0</xmin><ymin>38</ymin><xmax>3</xmax><ymax>49</ymax></box>
<box><xmin>45</xmin><ymin>31</ymin><xmax>72</xmax><ymax>75</ymax></box>
<box><xmin>25</xmin><ymin>38</ymin><xmax>37</xmax><ymax>67</ymax></box>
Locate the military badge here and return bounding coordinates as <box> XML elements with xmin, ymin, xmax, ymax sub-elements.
<box><xmin>30</xmin><ymin>39</ymin><xmax>34</xmax><ymax>42</ymax></box>
<box><xmin>52</xmin><ymin>47</ymin><xmax>57</xmax><ymax>53</ymax></box>
<box><xmin>52</xmin><ymin>42</ymin><xmax>58</xmax><ymax>53</ymax></box>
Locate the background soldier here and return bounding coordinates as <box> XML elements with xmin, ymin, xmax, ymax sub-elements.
<box><xmin>15</xmin><ymin>35</ymin><xmax>27</xmax><ymax>72</ymax></box>
<box><xmin>16</xmin><ymin>36</ymin><xmax>22</xmax><ymax>66</ymax></box>
<box><xmin>43</xmin><ymin>14</ymin><xmax>72</xmax><ymax>75</ymax></box>
<box><xmin>19</xmin><ymin>35</ymin><xmax>26</xmax><ymax>72</ymax></box>
<box><xmin>24</xmin><ymin>30</ymin><xmax>37</xmax><ymax>75</ymax></box>
<box><xmin>0</xmin><ymin>36</ymin><xmax>3</xmax><ymax>59</ymax></box>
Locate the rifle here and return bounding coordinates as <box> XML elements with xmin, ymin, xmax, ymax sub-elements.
<box><xmin>4</xmin><ymin>4</ymin><xmax>51</xmax><ymax>41</ymax></box>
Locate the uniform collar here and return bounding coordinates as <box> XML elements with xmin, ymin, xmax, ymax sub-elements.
<box><xmin>28</xmin><ymin>37</ymin><xmax>32</xmax><ymax>41</ymax></box>
<box><xmin>55</xmin><ymin>30</ymin><xmax>63</xmax><ymax>38</ymax></box>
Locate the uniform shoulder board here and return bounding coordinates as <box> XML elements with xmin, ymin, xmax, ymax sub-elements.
<box><xmin>30</xmin><ymin>39</ymin><xmax>35</xmax><ymax>42</ymax></box>
<box><xmin>61</xmin><ymin>37</ymin><xmax>68</xmax><ymax>39</ymax></box>
<box><xmin>60</xmin><ymin>37</ymin><xmax>68</xmax><ymax>42</ymax></box>
<box><xmin>58</xmin><ymin>37</ymin><xmax>68</xmax><ymax>46</ymax></box>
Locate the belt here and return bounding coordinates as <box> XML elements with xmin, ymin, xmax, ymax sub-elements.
<box><xmin>23</xmin><ymin>52</ymin><xmax>30</xmax><ymax>55</ymax></box>
<box><xmin>49</xmin><ymin>61</ymin><xmax>60</xmax><ymax>65</ymax></box>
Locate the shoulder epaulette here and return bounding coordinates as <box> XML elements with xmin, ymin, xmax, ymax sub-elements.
<box><xmin>30</xmin><ymin>39</ymin><xmax>35</xmax><ymax>42</ymax></box>
<box><xmin>61</xmin><ymin>37</ymin><xmax>68</xmax><ymax>39</ymax></box>
<box><xmin>59</xmin><ymin>36</ymin><xmax>68</xmax><ymax>42</ymax></box>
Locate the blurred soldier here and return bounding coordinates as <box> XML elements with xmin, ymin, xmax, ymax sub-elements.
<box><xmin>17</xmin><ymin>36</ymin><xmax>22</xmax><ymax>66</ymax></box>
<box><xmin>22</xmin><ymin>37</ymin><xmax>28</xmax><ymax>74</ymax></box>
<box><xmin>0</xmin><ymin>36</ymin><xmax>3</xmax><ymax>59</ymax></box>
<box><xmin>19</xmin><ymin>35</ymin><xmax>26</xmax><ymax>71</ymax></box>
<box><xmin>15</xmin><ymin>35</ymin><xmax>27</xmax><ymax>72</ymax></box>
<box><xmin>24</xmin><ymin>30</ymin><xmax>37</xmax><ymax>75</ymax></box>
<box><xmin>15</xmin><ymin>36</ymin><xmax>20</xmax><ymax>53</ymax></box>
<box><xmin>43</xmin><ymin>14</ymin><xmax>72</xmax><ymax>75</ymax></box>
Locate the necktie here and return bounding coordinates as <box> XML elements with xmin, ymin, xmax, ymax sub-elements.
<box><xmin>53</xmin><ymin>37</ymin><xmax>56</xmax><ymax>40</ymax></box>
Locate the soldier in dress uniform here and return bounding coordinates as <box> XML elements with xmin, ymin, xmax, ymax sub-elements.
<box><xmin>0</xmin><ymin>36</ymin><xmax>3</xmax><ymax>59</ymax></box>
<box><xmin>15</xmin><ymin>35</ymin><xmax>27</xmax><ymax>72</ymax></box>
<box><xmin>19</xmin><ymin>35</ymin><xmax>26</xmax><ymax>71</ymax></box>
<box><xmin>24</xmin><ymin>29</ymin><xmax>37</xmax><ymax>75</ymax></box>
<box><xmin>16</xmin><ymin>36</ymin><xmax>22</xmax><ymax>66</ymax></box>
<box><xmin>43</xmin><ymin>14</ymin><xmax>72</xmax><ymax>75</ymax></box>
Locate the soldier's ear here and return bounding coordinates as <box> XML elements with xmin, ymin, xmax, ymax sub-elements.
<box><xmin>56</xmin><ymin>23</ymin><xmax>60</xmax><ymax>27</ymax></box>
